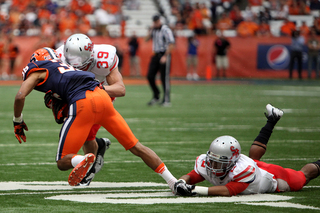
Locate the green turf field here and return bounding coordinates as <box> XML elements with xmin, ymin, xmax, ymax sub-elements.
<box><xmin>1</xmin><ymin>81</ymin><xmax>320</xmax><ymax>212</ymax></box>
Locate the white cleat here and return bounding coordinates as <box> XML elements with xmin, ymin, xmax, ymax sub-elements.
<box><xmin>265</xmin><ymin>104</ymin><xmax>284</xmax><ymax>121</ymax></box>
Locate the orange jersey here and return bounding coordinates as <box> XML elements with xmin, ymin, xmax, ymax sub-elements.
<box><xmin>280</xmin><ymin>22</ymin><xmax>296</xmax><ymax>36</ymax></box>
<box><xmin>237</xmin><ymin>21</ymin><xmax>259</xmax><ymax>37</ymax></box>
<box><xmin>216</xmin><ymin>18</ymin><xmax>234</xmax><ymax>30</ymax></box>
<box><xmin>189</xmin><ymin>10</ymin><xmax>203</xmax><ymax>29</ymax></box>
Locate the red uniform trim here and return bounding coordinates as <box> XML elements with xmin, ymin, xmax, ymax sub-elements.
<box><xmin>225</xmin><ymin>181</ymin><xmax>250</xmax><ymax>196</ymax></box>
<box><xmin>86</xmin><ymin>124</ymin><xmax>101</xmax><ymax>141</ymax></box>
<box><xmin>110</xmin><ymin>55</ymin><xmax>118</xmax><ymax>71</ymax></box>
<box><xmin>187</xmin><ymin>169</ymin><xmax>205</xmax><ymax>185</ymax></box>
<box><xmin>26</xmin><ymin>62</ymin><xmax>49</xmax><ymax>86</ymax></box>
<box><xmin>233</xmin><ymin>165</ymin><xmax>255</xmax><ymax>182</ymax></box>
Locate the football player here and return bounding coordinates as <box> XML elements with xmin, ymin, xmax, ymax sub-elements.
<box><xmin>174</xmin><ymin>104</ymin><xmax>320</xmax><ymax>196</ymax></box>
<box><xmin>13</xmin><ymin>47</ymin><xmax>178</xmax><ymax>190</ymax></box>
<box><xmin>55</xmin><ymin>33</ymin><xmax>125</xmax><ymax>185</ymax></box>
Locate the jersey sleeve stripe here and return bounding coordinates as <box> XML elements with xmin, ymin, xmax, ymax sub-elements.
<box><xmin>25</xmin><ymin>67</ymin><xmax>49</xmax><ymax>87</ymax></box>
<box><xmin>233</xmin><ymin>166</ymin><xmax>255</xmax><ymax>182</ymax></box>
<box><xmin>110</xmin><ymin>55</ymin><xmax>118</xmax><ymax>71</ymax></box>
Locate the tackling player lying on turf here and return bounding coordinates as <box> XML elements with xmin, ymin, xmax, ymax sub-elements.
<box><xmin>13</xmin><ymin>47</ymin><xmax>177</xmax><ymax>190</ymax></box>
<box><xmin>174</xmin><ymin>104</ymin><xmax>320</xmax><ymax>196</ymax></box>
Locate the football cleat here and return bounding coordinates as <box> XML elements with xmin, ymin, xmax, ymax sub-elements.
<box><xmin>78</xmin><ymin>138</ymin><xmax>111</xmax><ymax>186</ymax></box>
<box><xmin>77</xmin><ymin>172</ymin><xmax>95</xmax><ymax>186</ymax></box>
<box><xmin>94</xmin><ymin>138</ymin><xmax>111</xmax><ymax>174</ymax></box>
<box><xmin>264</xmin><ymin>104</ymin><xmax>284</xmax><ymax>122</ymax></box>
<box><xmin>68</xmin><ymin>153</ymin><xmax>95</xmax><ymax>186</ymax></box>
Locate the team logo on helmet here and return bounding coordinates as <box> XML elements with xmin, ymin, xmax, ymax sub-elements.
<box><xmin>230</xmin><ymin>146</ymin><xmax>240</xmax><ymax>159</ymax></box>
<box><xmin>267</xmin><ymin>45</ymin><xmax>290</xmax><ymax>70</ymax></box>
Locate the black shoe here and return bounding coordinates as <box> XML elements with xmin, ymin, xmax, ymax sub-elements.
<box><xmin>78</xmin><ymin>138</ymin><xmax>111</xmax><ymax>186</ymax></box>
<box><xmin>147</xmin><ymin>98</ymin><xmax>160</xmax><ymax>106</ymax></box>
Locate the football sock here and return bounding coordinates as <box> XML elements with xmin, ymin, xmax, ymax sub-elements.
<box><xmin>254</xmin><ymin>120</ymin><xmax>276</xmax><ymax>145</ymax></box>
<box><xmin>155</xmin><ymin>163</ymin><xmax>177</xmax><ymax>191</ymax></box>
<box><xmin>95</xmin><ymin>138</ymin><xmax>104</xmax><ymax>149</ymax></box>
<box><xmin>71</xmin><ymin>155</ymin><xmax>86</xmax><ymax>168</ymax></box>
<box><xmin>312</xmin><ymin>160</ymin><xmax>320</xmax><ymax>176</ymax></box>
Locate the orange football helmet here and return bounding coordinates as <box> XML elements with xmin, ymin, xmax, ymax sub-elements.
<box><xmin>30</xmin><ymin>47</ymin><xmax>59</xmax><ymax>62</ymax></box>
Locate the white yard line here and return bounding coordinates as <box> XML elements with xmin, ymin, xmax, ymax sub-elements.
<box><xmin>0</xmin><ymin>182</ymin><xmax>319</xmax><ymax>209</ymax></box>
<box><xmin>0</xmin><ymin>157</ymin><xmax>318</xmax><ymax>167</ymax></box>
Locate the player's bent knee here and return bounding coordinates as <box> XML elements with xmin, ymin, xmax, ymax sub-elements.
<box><xmin>56</xmin><ymin>159</ymin><xmax>70</xmax><ymax>171</ymax></box>
<box><xmin>301</xmin><ymin>163</ymin><xmax>320</xmax><ymax>184</ymax></box>
<box><xmin>276</xmin><ymin>179</ymin><xmax>291</xmax><ymax>192</ymax></box>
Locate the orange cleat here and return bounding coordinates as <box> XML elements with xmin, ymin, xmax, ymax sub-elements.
<box><xmin>68</xmin><ymin>153</ymin><xmax>96</xmax><ymax>186</ymax></box>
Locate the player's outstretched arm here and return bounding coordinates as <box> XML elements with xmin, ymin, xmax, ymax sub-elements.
<box><xmin>175</xmin><ymin>175</ymin><xmax>231</xmax><ymax>196</ymax></box>
<box><xmin>104</xmin><ymin>67</ymin><xmax>125</xmax><ymax>97</ymax></box>
<box><xmin>13</xmin><ymin>71</ymin><xmax>46</xmax><ymax>143</ymax></box>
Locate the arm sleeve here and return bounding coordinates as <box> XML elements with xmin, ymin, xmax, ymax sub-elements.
<box><xmin>225</xmin><ymin>181</ymin><xmax>249</xmax><ymax>196</ymax></box>
<box><xmin>187</xmin><ymin>169</ymin><xmax>205</xmax><ymax>185</ymax></box>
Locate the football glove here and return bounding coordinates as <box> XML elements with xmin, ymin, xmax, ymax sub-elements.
<box><xmin>13</xmin><ymin>121</ymin><xmax>28</xmax><ymax>143</ymax></box>
<box><xmin>44</xmin><ymin>90</ymin><xmax>53</xmax><ymax>109</ymax></box>
<box><xmin>44</xmin><ymin>90</ymin><xmax>68</xmax><ymax>124</ymax></box>
<box><xmin>174</xmin><ymin>179</ymin><xmax>196</xmax><ymax>196</ymax></box>
<box><xmin>52</xmin><ymin>99</ymin><xmax>68</xmax><ymax>124</ymax></box>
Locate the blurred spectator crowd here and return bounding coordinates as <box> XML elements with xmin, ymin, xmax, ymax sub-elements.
<box><xmin>1</xmin><ymin>0</ymin><xmax>320</xmax><ymax>39</ymax></box>
<box><xmin>0</xmin><ymin>0</ymin><xmax>123</xmax><ymax>38</ymax></box>
<box><xmin>169</xmin><ymin>0</ymin><xmax>320</xmax><ymax>37</ymax></box>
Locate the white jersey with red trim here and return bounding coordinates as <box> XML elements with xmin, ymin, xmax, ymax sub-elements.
<box><xmin>56</xmin><ymin>44</ymin><xmax>119</xmax><ymax>85</ymax></box>
<box><xmin>194</xmin><ymin>154</ymin><xmax>277</xmax><ymax>194</ymax></box>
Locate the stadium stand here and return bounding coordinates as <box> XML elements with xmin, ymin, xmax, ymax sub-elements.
<box><xmin>0</xmin><ymin>0</ymin><xmax>320</xmax><ymax>38</ymax></box>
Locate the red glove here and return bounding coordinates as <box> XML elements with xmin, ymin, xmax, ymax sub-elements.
<box><xmin>13</xmin><ymin>121</ymin><xmax>28</xmax><ymax>143</ymax></box>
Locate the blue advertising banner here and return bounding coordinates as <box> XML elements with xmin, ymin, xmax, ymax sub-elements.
<box><xmin>257</xmin><ymin>44</ymin><xmax>309</xmax><ymax>70</ymax></box>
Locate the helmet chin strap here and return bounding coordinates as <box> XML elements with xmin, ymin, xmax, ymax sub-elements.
<box><xmin>213</xmin><ymin>170</ymin><xmax>228</xmax><ymax>179</ymax></box>
<box><xmin>77</xmin><ymin>58</ymin><xmax>95</xmax><ymax>72</ymax></box>
<box><xmin>86</xmin><ymin>59</ymin><xmax>96</xmax><ymax>72</ymax></box>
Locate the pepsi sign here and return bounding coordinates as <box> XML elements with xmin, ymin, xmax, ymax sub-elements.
<box><xmin>257</xmin><ymin>44</ymin><xmax>308</xmax><ymax>70</ymax></box>
<box><xmin>266</xmin><ymin>45</ymin><xmax>290</xmax><ymax>70</ymax></box>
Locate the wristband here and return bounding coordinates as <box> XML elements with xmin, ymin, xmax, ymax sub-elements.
<box><xmin>192</xmin><ymin>186</ymin><xmax>208</xmax><ymax>195</ymax></box>
<box><xmin>13</xmin><ymin>114</ymin><xmax>23</xmax><ymax>123</ymax></box>
<box><xmin>177</xmin><ymin>179</ymin><xmax>186</xmax><ymax>183</ymax></box>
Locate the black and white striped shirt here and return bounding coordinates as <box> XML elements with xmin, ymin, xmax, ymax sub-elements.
<box><xmin>151</xmin><ymin>25</ymin><xmax>175</xmax><ymax>53</ymax></box>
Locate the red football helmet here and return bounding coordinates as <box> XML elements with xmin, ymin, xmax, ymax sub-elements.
<box><xmin>30</xmin><ymin>47</ymin><xmax>59</xmax><ymax>62</ymax></box>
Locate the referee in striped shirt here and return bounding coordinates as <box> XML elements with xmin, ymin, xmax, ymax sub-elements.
<box><xmin>145</xmin><ymin>15</ymin><xmax>175</xmax><ymax>107</ymax></box>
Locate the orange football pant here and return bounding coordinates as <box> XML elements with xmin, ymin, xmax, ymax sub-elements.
<box><xmin>56</xmin><ymin>87</ymin><xmax>138</xmax><ymax>161</ymax></box>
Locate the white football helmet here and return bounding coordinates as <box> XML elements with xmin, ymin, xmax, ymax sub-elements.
<box><xmin>64</xmin><ymin>33</ymin><xmax>94</xmax><ymax>70</ymax></box>
<box><xmin>205</xmin><ymin>135</ymin><xmax>241</xmax><ymax>178</ymax></box>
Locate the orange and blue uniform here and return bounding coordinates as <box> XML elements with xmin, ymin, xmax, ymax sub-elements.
<box><xmin>22</xmin><ymin>60</ymin><xmax>138</xmax><ymax>160</ymax></box>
